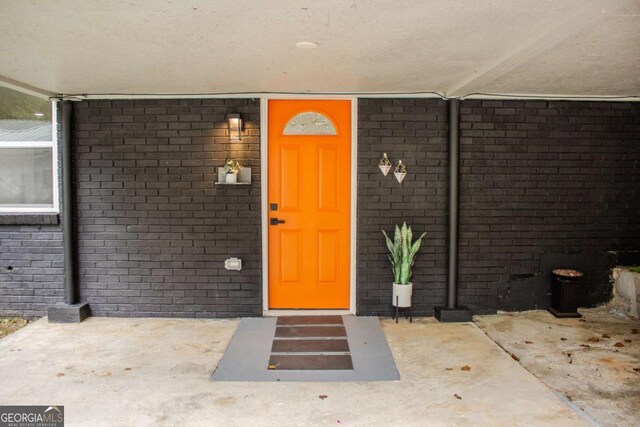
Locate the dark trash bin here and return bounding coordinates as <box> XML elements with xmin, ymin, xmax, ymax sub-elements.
<box><xmin>548</xmin><ymin>269</ymin><xmax>583</xmax><ymax>318</ymax></box>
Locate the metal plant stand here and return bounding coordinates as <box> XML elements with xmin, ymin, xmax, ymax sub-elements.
<box><xmin>391</xmin><ymin>297</ymin><xmax>412</xmax><ymax>323</ymax></box>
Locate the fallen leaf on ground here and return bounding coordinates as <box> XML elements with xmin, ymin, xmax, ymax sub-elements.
<box><xmin>445</xmin><ymin>368</ymin><xmax>453</xmax><ymax>371</ymax></box>
<box><xmin>461</xmin><ymin>365</ymin><xmax>471</xmax><ymax>371</ymax></box>
<box><xmin>525</xmin><ymin>340</ymin><xmax>533</xmax><ymax>344</ymax></box>
<box><xmin>124</xmin><ymin>367</ymin><xmax>132</xmax><ymax>371</ymax></box>
<box><xmin>510</xmin><ymin>353</ymin><xmax>520</xmax><ymax>361</ymax></box>
<box><xmin>633</xmin><ymin>368</ymin><xmax>639</xmax><ymax>372</ymax></box>
<box><xmin>602</xmin><ymin>334</ymin><xmax>610</xmax><ymax>339</ymax></box>
<box><xmin>319</xmin><ymin>395</ymin><xmax>328</xmax><ymax>400</ymax></box>
<box><xmin>56</xmin><ymin>372</ymin><xmax>65</xmax><ymax>377</ymax></box>
<box><xmin>614</xmin><ymin>342</ymin><xmax>625</xmax><ymax>348</ymax></box>
<box><xmin>454</xmin><ymin>394</ymin><xmax>462</xmax><ymax>400</ymax></box>
<box><xmin>561</xmin><ymin>337</ymin><xmax>567</xmax><ymax>341</ymax></box>
<box><xmin>587</xmin><ymin>337</ymin><xmax>600</xmax><ymax>343</ymax></box>
<box><xmin>579</xmin><ymin>344</ymin><xmax>590</xmax><ymax>348</ymax></box>
<box><xmin>268</xmin><ymin>364</ymin><xmax>279</xmax><ymax>370</ymax></box>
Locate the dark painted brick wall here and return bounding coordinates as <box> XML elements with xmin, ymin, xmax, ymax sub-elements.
<box><xmin>3</xmin><ymin>97</ymin><xmax>639</xmax><ymax>319</ymax></box>
<box><xmin>0</xmin><ymin>224</ymin><xmax>64</xmax><ymax>316</ymax></box>
<box><xmin>458</xmin><ymin>100</ymin><xmax>640</xmax><ymax>313</ymax></box>
<box><xmin>0</xmin><ymin>105</ymin><xmax>64</xmax><ymax>317</ymax></box>
<box><xmin>357</xmin><ymin>98</ymin><xmax>449</xmax><ymax>316</ymax></box>
<box><xmin>72</xmin><ymin>99</ymin><xmax>261</xmax><ymax>317</ymax></box>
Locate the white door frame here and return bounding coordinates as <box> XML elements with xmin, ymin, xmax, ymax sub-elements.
<box><xmin>261</xmin><ymin>95</ymin><xmax>358</xmax><ymax>316</ymax></box>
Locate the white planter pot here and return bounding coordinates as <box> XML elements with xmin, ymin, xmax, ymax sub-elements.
<box><xmin>394</xmin><ymin>171</ymin><xmax>407</xmax><ymax>183</ymax></box>
<box><xmin>225</xmin><ymin>173</ymin><xmax>238</xmax><ymax>184</ymax></box>
<box><xmin>392</xmin><ymin>282</ymin><xmax>413</xmax><ymax>307</ymax></box>
<box><xmin>379</xmin><ymin>164</ymin><xmax>391</xmax><ymax>176</ymax></box>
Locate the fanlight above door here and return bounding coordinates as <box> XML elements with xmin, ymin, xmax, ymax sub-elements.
<box><xmin>283</xmin><ymin>112</ymin><xmax>337</xmax><ymax>135</ymax></box>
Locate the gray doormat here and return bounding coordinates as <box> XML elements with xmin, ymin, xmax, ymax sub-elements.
<box><xmin>211</xmin><ymin>316</ymin><xmax>400</xmax><ymax>382</ymax></box>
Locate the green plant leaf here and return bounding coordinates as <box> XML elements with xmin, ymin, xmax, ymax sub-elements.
<box><xmin>393</xmin><ymin>225</ymin><xmax>401</xmax><ymax>253</ymax></box>
<box><xmin>382</xmin><ymin>229</ymin><xmax>394</xmax><ymax>255</ymax></box>
<box><xmin>383</xmin><ymin>228</ymin><xmax>401</xmax><ymax>283</ymax></box>
<box><xmin>410</xmin><ymin>232</ymin><xmax>427</xmax><ymax>259</ymax></box>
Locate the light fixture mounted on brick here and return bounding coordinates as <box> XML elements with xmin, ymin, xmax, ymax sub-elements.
<box><xmin>228</xmin><ymin>113</ymin><xmax>242</xmax><ymax>141</ymax></box>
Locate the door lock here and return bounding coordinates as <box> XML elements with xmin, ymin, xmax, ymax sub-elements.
<box><xmin>270</xmin><ymin>218</ymin><xmax>286</xmax><ymax>225</ymax></box>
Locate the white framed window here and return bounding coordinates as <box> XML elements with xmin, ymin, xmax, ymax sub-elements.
<box><xmin>0</xmin><ymin>87</ymin><xmax>59</xmax><ymax>213</ymax></box>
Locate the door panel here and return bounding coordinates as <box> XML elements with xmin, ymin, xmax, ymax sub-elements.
<box><xmin>280</xmin><ymin>231</ymin><xmax>302</xmax><ymax>283</ymax></box>
<box><xmin>318</xmin><ymin>146</ymin><xmax>338</xmax><ymax>211</ymax></box>
<box><xmin>280</xmin><ymin>146</ymin><xmax>301</xmax><ymax>212</ymax></box>
<box><xmin>268</xmin><ymin>100</ymin><xmax>351</xmax><ymax>309</ymax></box>
<box><xmin>318</xmin><ymin>230</ymin><xmax>339</xmax><ymax>284</ymax></box>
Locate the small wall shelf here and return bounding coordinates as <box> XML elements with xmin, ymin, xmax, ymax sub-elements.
<box><xmin>216</xmin><ymin>167</ymin><xmax>252</xmax><ymax>185</ymax></box>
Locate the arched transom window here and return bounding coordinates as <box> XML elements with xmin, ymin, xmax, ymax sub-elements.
<box><xmin>283</xmin><ymin>112</ymin><xmax>337</xmax><ymax>135</ymax></box>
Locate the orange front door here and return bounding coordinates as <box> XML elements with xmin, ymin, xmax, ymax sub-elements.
<box><xmin>268</xmin><ymin>100</ymin><xmax>351</xmax><ymax>309</ymax></box>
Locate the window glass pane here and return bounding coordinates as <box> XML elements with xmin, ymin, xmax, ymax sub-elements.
<box><xmin>0</xmin><ymin>148</ymin><xmax>54</xmax><ymax>207</ymax></box>
<box><xmin>283</xmin><ymin>112</ymin><xmax>337</xmax><ymax>135</ymax></box>
<box><xmin>0</xmin><ymin>86</ymin><xmax>52</xmax><ymax>142</ymax></box>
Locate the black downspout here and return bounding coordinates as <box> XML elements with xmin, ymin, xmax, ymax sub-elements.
<box><xmin>435</xmin><ymin>99</ymin><xmax>472</xmax><ymax>322</ymax></box>
<box><xmin>447</xmin><ymin>99</ymin><xmax>459</xmax><ymax>309</ymax></box>
<box><xmin>62</xmin><ymin>101</ymin><xmax>76</xmax><ymax>305</ymax></box>
<box><xmin>47</xmin><ymin>101</ymin><xmax>89</xmax><ymax>322</ymax></box>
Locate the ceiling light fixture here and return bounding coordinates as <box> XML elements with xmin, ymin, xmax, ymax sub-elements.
<box><xmin>295</xmin><ymin>41</ymin><xmax>319</xmax><ymax>49</ymax></box>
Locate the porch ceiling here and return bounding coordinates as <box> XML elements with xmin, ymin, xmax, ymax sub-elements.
<box><xmin>0</xmin><ymin>0</ymin><xmax>639</xmax><ymax>98</ymax></box>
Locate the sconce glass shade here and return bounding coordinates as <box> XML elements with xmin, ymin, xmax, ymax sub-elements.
<box><xmin>228</xmin><ymin>114</ymin><xmax>242</xmax><ymax>141</ymax></box>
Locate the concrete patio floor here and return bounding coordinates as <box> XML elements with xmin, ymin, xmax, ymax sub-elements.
<box><xmin>0</xmin><ymin>317</ymin><xmax>587</xmax><ymax>426</ymax></box>
<box><xmin>476</xmin><ymin>307</ymin><xmax>640</xmax><ymax>427</ymax></box>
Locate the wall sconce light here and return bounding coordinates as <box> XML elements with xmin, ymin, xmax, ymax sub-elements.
<box><xmin>228</xmin><ymin>113</ymin><xmax>242</xmax><ymax>141</ymax></box>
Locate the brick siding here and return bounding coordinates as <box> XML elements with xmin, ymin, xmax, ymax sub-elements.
<box><xmin>356</xmin><ymin>98</ymin><xmax>449</xmax><ymax>316</ymax></box>
<box><xmin>2</xmin><ymin>97</ymin><xmax>638</xmax><ymax>318</ymax></box>
<box><xmin>72</xmin><ymin>99</ymin><xmax>261</xmax><ymax>317</ymax></box>
<box><xmin>458</xmin><ymin>100</ymin><xmax>640</xmax><ymax>312</ymax></box>
<box><xmin>0</xmin><ymin>105</ymin><xmax>64</xmax><ymax>317</ymax></box>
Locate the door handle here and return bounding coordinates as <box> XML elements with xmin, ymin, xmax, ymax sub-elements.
<box><xmin>270</xmin><ymin>218</ymin><xmax>286</xmax><ymax>225</ymax></box>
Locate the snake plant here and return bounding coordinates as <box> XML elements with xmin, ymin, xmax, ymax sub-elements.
<box><xmin>382</xmin><ymin>222</ymin><xmax>427</xmax><ymax>285</ymax></box>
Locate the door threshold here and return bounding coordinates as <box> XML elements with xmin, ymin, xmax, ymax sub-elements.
<box><xmin>264</xmin><ymin>309</ymin><xmax>353</xmax><ymax>317</ymax></box>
